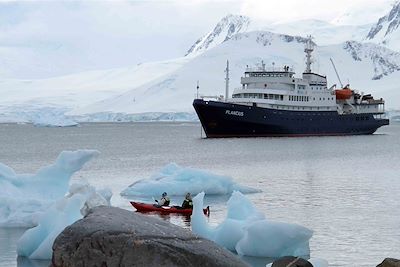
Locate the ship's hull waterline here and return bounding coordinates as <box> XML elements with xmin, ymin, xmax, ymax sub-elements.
<box><xmin>193</xmin><ymin>99</ymin><xmax>389</xmax><ymax>138</ymax></box>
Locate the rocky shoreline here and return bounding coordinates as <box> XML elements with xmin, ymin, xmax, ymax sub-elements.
<box><xmin>50</xmin><ymin>206</ymin><xmax>400</xmax><ymax>267</ymax></box>
<box><xmin>51</xmin><ymin>206</ymin><xmax>248</xmax><ymax>267</ymax></box>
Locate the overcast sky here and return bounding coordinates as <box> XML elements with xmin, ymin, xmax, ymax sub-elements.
<box><xmin>0</xmin><ymin>0</ymin><xmax>395</xmax><ymax>78</ymax></box>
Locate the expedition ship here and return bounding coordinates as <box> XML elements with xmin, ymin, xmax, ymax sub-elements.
<box><xmin>193</xmin><ymin>39</ymin><xmax>389</xmax><ymax>137</ymax></box>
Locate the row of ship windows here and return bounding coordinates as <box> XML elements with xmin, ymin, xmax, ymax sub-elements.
<box><xmin>272</xmin><ymin>105</ymin><xmax>332</xmax><ymax>111</ymax></box>
<box><xmin>290</xmin><ymin>96</ymin><xmax>334</xmax><ymax>101</ymax></box>
<box><xmin>269</xmin><ymin>110</ymin><xmax>372</xmax><ymax>121</ymax></box>
<box><xmin>232</xmin><ymin>93</ymin><xmax>284</xmax><ymax>100</ymax></box>
<box><xmin>311</xmin><ymin>86</ymin><xmax>326</xmax><ymax>90</ymax></box>
<box><xmin>233</xmin><ymin>93</ymin><xmax>334</xmax><ymax>102</ymax></box>
<box><xmin>248</xmin><ymin>73</ymin><xmax>291</xmax><ymax>78</ymax></box>
<box><xmin>289</xmin><ymin>95</ymin><xmax>309</xmax><ymax>102</ymax></box>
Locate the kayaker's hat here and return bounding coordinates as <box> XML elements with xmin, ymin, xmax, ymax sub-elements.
<box><xmin>185</xmin><ymin>192</ymin><xmax>192</xmax><ymax>200</ymax></box>
<box><xmin>162</xmin><ymin>192</ymin><xmax>167</xmax><ymax>197</ymax></box>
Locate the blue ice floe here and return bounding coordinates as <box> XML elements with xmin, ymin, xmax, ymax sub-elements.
<box><xmin>191</xmin><ymin>191</ymin><xmax>313</xmax><ymax>258</ymax></box>
<box><xmin>120</xmin><ymin>163</ymin><xmax>261</xmax><ymax>197</ymax></box>
<box><xmin>0</xmin><ymin>150</ymin><xmax>100</xmax><ymax>227</ymax></box>
<box><xmin>17</xmin><ymin>180</ymin><xmax>112</xmax><ymax>259</ymax></box>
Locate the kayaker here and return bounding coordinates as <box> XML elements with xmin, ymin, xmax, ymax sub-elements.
<box><xmin>181</xmin><ymin>192</ymin><xmax>193</xmax><ymax>209</ymax></box>
<box><xmin>156</xmin><ymin>192</ymin><xmax>170</xmax><ymax>206</ymax></box>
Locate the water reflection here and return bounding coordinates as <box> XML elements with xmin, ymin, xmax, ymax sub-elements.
<box><xmin>134</xmin><ymin>210</ymin><xmax>193</xmax><ymax>228</ymax></box>
<box><xmin>17</xmin><ymin>257</ymin><xmax>50</xmax><ymax>267</ymax></box>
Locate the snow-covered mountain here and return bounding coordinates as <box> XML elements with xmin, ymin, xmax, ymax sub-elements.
<box><xmin>343</xmin><ymin>41</ymin><xmax>400</xmax><ymax>80</ymax></box>
<box><xmin>68</xmin><ymin>31</ymin><xmax>400</xmax><ymax>119</ymax></box>
<box><xmin>186</xmin><ymin>14</ymin><xmax>250</xmax><ymax>56</ymax></box>
<box><xmin>366</xmin><ymin>2</ymin><xmax>400</xmax><ymax>50</ymax></box>
<box><xmin>2</xmin><ymin>7</ymin><xmax>400</xmax><ymax>124</ymax></box>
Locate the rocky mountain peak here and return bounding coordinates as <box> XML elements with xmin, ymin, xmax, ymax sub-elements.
<box><xmin>185</xmin><ymin>14</ymin><xmax>250</xmax><ymax>56</ymax></box>
<box><xmin>367</xmin><ymin>1</ymin><xmax>400</xmax><ymax>40</ymax></box>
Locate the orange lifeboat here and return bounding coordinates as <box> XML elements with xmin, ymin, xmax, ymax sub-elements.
<box><xmin>335</xmin><ymin>88</ymin><xmax>352</xmax><ymax>100</ymax></box>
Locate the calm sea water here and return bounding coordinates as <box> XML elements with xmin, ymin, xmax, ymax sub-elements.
<box><xmin>0</xmin><ymin>122</ymin><xmax>399</xmax><ymax>267</ymax></box>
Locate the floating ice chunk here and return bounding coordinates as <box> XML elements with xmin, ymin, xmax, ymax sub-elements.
<box><xmin>120</xmin><ymin>163</ymin><xmax>260</xmax><ymax>197</ymax></box>
<box><xmin>235</xmin><ymin>220</ymin><xmax>312</xmax><ymax>257</ymax></box>
<box><xmin>226</xmin><ymin>191</ymin><xmax>264</xmax><ymax>221</ymax></box>
<box><xmin>191</xmin><ymin>191</ymin><xmax>313</xmax><ymax>258</ymax></box>
<box><xmin>192</xmin><ymin>191</ymin><xmax>256</xmax><ymax>251</ymax></box>
<box><xmin>0</xmin><ymin>150</ymin><xmax>99</xmax><ymax>227</ymax></box>
<box><xmin>17</xmin><ymin>180</ymin><xmax>111</xmax><ymax>259</ymax></box>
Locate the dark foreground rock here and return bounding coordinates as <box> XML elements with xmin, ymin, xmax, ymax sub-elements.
<box><xmin>51</xmin><ymin>206</ymin><xmax>248</xmax><ymax>267</ymax></box>
<box><xmin>271</xmin><ymin>256</ymin><xmax>313</xmax><ymax>267</ymax></box>
<box><xmin>377</xmin><ymin>258</ymin><xmax>400</xmax><ymax>267</ymax></box>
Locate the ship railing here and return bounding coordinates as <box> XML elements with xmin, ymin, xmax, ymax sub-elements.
<box><xmin>245</xmin><ymin>66</ymin><xmax>294</xmax><ymax>73</ymax></box>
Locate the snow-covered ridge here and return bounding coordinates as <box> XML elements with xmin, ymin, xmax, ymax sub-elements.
<box><xmin>264</xmin><ymin>19</ymin><xmax>371</xmax><ymax>47</ymax></box>
<box><xmin>231</xmin><ymin>31</ymin><xmax>312</xmax><ymax>46</ymax></box>
<box><xmin>366</xmin><ymin>2</ymin><xmax>400</xmax><ymax>51</ymax></box>
<box><xmin>343</xmin><ymin>41</ymin><xmax>400</xmax><ymax>80</ymax></box>
<box><xmin>186</xmin><ymin>14</ymin><xmax>250</xmax><ymax>56</ymax></box>
<box><xmin>367</xmin><ymin>2</ymin><xmax>400</xmax><ymax>39</ymax></box>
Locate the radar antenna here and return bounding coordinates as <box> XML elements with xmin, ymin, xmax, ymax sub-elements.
<box><xmin>304</xmin><ymin>36</ymin><xmax>314</xmax><ymax>73</ymax></box>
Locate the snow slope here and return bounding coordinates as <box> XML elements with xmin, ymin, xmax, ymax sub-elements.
<box><xmin>0</xmin><ymin>57</ymin><xmax>189</xmax><ymax>123</ymax></box>
<box><xmin>71</xmin><ymin>31</ymin><xmax>400</xmax><ymax>116</ymax></box>
<box><xmin>264</xmin><ymin>19</ymin><xmax>371</xmax><ymax>46</ymax></box>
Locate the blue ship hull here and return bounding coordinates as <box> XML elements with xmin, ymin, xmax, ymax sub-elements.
<box><xmin>193</xmin><ymin>99</ymin><xmax>389</xmax><ymax>137</ymax></box>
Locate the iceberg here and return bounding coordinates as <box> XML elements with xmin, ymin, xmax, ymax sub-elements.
<box><xmin>191</xmin><ymin>191</ymin><xmax>313</xmax><ymax>258</ymax></box>
<box><xmin>0</xmin><ymin>150</ymin><xmax>99</xmax><ymax>227</ymax></box>
<box><xmin>120</xmin><ymin>163</ymin><xmax>261</xmax><ymax>197</ymax></box>
<box><xmin>17</xmin><ymin>180</ymin><xmax>112</xmax><ymax>259</ymax></box>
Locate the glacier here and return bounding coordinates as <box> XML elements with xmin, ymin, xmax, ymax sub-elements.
<box><xmin>191</xmin><ymin>191</ymin><xmax>313</xmax><ymax>258</ymax></box>
<box><xmin>0</xmin><ymin>150</ymin><xmax>100</xmax><ymax>227</ymax></box>
<box><xmin>120</xmin><ymin>163</ymin><xmax>261</xmax><ymax>197</ymax></box>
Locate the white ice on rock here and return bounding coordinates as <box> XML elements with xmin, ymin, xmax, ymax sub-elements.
<box><xmin>17</xmin><ymin>180</ymin><xmax>112</xmax><ymax>260</ymax></box>
<box><xmin>191</xmin><ymin>191</ymin><xmax>313</xmax><ymax>258</ymax></box>
<box><xmin>120</xmin><ymin>163</ymin><xmax>261</xmax><ymax>197</ymax></box>
<box><xmin>0</xmin><ymin>150</ymin><xmax>99</xmax><ymax>227</ymax></box>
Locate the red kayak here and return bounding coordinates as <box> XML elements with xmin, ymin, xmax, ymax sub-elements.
<box><xmin>130</xmin><ymin>202</ymin><xmax>209</xmax><ymax>216</ymax></box>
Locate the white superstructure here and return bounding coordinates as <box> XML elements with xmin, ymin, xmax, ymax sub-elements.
<box><xmin>228</xmin><ymin>38</ymin><xmax>385</xmax><ymax>115</ymax></box>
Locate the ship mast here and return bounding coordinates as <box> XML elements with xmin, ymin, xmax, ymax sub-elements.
<box><xmin>304</xmin><ymin>36</ymin><xmax>314</xmax><ymax>73</ymax></box>
<box><xmin>225</xmin><ymin>60</ymin><xmax>229</xmax><ymax>102</ymax></box>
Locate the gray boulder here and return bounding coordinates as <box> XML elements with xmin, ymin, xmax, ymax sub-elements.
<box><xmin>51</xmin><ymin>206</ymin><xmax>248</xmax><ymax>267</ymax></box>
<box><xmin>377</xmin><ymin>258</ymin><xmax>400</xmax><ymax>267</ymax></box>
